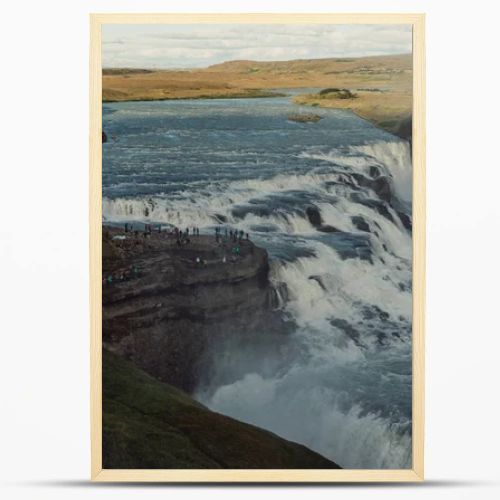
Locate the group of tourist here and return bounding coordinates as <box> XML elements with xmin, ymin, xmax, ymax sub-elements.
<box><xmin>175</xmin><ymin>226</ymin><xmax>199</xmax><ymax>246</ymax></box>
<box><xmin>116</xmin><ymin>221</ymin><xmax>253</xmax><ymax>271</ymax></box>
<box><xmin>123</xmin><ymin>222</ymin><xmax>205</xmax><ymax>245</ymax></box>
<box><xmin>104</xmin><ymin>221</ymin><xmax>254</xmax><ymax>286</ymax></box>
<box><xmin>122</xmin><ymin>222</ymin><xmax>250</xmax><ymax>246</ymax></box>
<box><xmin>214</xmin><ymin>226</ymin><xmax>249</xmax><ymax>243</ymax></box>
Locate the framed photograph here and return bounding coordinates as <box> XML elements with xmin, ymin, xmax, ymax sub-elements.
<box><xmin>90</xmin><ymin>13</ymin><xmax>425</xmax><ymax>482</ymax></box>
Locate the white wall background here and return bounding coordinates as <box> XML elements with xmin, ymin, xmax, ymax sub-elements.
<box><xmin>1</xmin><ymin>0</ymin><xmax>499</xmax><ymax>498</ymax></box>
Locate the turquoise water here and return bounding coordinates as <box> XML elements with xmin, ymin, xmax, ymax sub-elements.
<box><xmin>103</xmin><ymin>96</ymin><xmax>413</xmax><ymax>469</ymax></box>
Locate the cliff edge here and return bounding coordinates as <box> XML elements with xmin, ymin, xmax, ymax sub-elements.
<box><xmin>103</xmin><ymin>226</ymin><xmax>289</xmax><ymax>392</ymax></box>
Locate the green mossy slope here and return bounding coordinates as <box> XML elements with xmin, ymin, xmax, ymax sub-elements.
<box><xmin>103</xmin><ymin>350</ymin><xmax>340</xmax><ymax>469</ymax></box>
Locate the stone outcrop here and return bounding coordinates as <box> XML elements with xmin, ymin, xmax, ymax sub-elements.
<box><xmin>305</xmin><ymin>205</ymin><xmax>340</xmax><ymax>233</ymax></box>
<box><xmin>103</xmin><ymin>227</ymin><xmax>288</xmax><ymax>392</ymax></box>
<box><xmin>287</xmin><ymin>113</ymin><xmax>323</xmax><ymax>123</ymax></box>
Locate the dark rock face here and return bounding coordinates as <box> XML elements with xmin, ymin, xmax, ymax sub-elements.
<box><xmin>214</xmin><ymin>213</ymin><xmax>227</xmax><ymax>223</ymax></box>
<box><xmin>362</xmin><ymin>304</ymin><xmax>390</xmax><ymax>321</ymax></box>
<box><xmin>348</xmin><ymin>171</ymin><xmax>412</xmax><ymax>233</ymax></box>
<box><xmin>372</xmin><ymin>176</ymin><xmax>392</xmax><ymax>203</ymax></box>
<box><xmin>394</xmin><ymin>115</ymin><xmax>412</xmax><ymax>143</ymax></box>
<box><xmin>305</xmin><ymin>206</ymin><xmax>340</xmax><ymax>233</ymax></box>
<box><xmin>351</xmin><ymin>216</ymin><xmax>370</xmax><ymax>232</ymax></box>
<box><xmin>102</xmin><ymin>228</ymin><xmax>287</xmax><ymax>392</ymax></box>
<box><xmin>318</xmin><ymin>224</ymin><xmax>341</xmax><ymax>233</ymax></box>
<box><xmin>376</xmin><ymin>114</ymin><xmax>412</xmax><ymax>145</ymax></box>
<box><xmin>398</xmin><ymin>211</ymin><xmax>413</xmax><ymax>231</ymax></box>
<box><xmin>329</xmin><ymin>318</ymin><xmax>364</xmax><ymax>348</ymax></box>
<box><xmin>287</xmin><ymin>113</ymin><xmax>323</xmax><ymax>123</ymax></box>
<box><xmin>102</xmin><ymin>131</ymin><xmax>108</xmax><ymax>143</ymax></box>
<box><xmin>350</xmin><ymin>194</ymin><xmax>395</xmax><ymax>223</ymax></box>
<box><xmin>351</xmin><ymin>173</ymin><xmax>392</xmax><ymax>203</ymax></box>
<box><xmin>306</xmin><ymin>205</ymin><xmax>322</xmax><ymax>227</ymax></box>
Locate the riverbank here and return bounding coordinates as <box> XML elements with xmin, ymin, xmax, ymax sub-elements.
<box><xmin>293</xmin><ymin>89</ymin><xmax>412</xmax><ymax>141</ymax></box>
<box><xmin>103</xmin><ymin>88</ymin><xmax>286</xmax><ymax>102</ymax></box>
<box><xmin>103</xmin><ymin>55</ymin><xmax>412</xmax><ymax>137</ymax></box>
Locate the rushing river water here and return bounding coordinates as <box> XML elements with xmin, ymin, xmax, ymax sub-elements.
<box><xmin>102</xmin><ymin>95</ymin><xmax>413</xmax><ymax>469</ymax></box>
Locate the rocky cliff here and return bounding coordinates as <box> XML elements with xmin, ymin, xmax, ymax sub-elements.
<box><xmin>103</xmin><ymin>227</ymin><xmax>289</xmax><ymax>392</ymax></box>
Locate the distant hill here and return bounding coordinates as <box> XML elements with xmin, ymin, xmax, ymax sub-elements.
<box><xmin>205</xmin><ymin>54</ymin><xmax>411</xmax><ymax>73</ymax></box>
<box><xmin>102</xmin><ymin>54</ymin><xmax>411</xmax><ymax>101</ymax></box>
<box><xmin>103</xmin><ymin>350</ymin><xmax>340</xmax><ymax>469</ymax></box>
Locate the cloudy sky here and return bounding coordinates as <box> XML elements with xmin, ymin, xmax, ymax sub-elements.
<box><xmin>102</xmin><ymin>24</ymin><xmax>412</xmax><ymax>69</ymax></box>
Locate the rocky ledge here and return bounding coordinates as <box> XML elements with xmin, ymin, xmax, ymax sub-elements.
<box><xmin>103</xmin><ymin>226</ymin><xmax>289</xmax><ymax>392</ymax></box>
<box><xmin>288</xmin><ymin>113</ymin><xmax>323</xmax><ymax>123</ymax></box>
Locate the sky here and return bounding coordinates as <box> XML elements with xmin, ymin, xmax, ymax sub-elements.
<box><xmin>102</xmin><ymin>24</ymin><xmax>412</xmax><ymax>69</ymax></box>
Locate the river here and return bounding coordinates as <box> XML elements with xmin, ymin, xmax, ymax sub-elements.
<box><xmin>102</xmin><ymin>94</ymin><xmax>413</xmax><ymax>469</ymax></box>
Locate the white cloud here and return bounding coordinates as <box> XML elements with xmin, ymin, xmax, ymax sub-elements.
<box><xmin>102</xmin><ymin>24</ymin><xmax>412</xmax><ymax>68</ymax></box>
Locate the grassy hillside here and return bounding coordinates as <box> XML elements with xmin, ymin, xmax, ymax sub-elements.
<box><xmin>103</xmin><ymin>350</ymin><xmax>340</xmax><ymax>469</ymax></box>
<box><xmin>102</xmin><ymin>54</ymin><xmax>411</xmax><ymax>99</ymax></box>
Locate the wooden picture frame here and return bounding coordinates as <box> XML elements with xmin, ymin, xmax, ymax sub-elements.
<box><xmin>90</xmin><ymin>12</ymin><xmax>425</xmax><ymax>482</ymax></box>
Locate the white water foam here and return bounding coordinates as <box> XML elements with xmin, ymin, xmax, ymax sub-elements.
<box><xmin>207</xmin><ymin>367</ymin><xmax>412</xmax><ymax>469</ymax></box>
<box><xmin>300</xmin><ymin>140</ymin><xmax>412</xmax><ymax>203</ymax></box>
<box><xmin>103</xmin><ymin>140</ymin><xmax>412</xmax><ymax>229</ymax></box>
<box><xmin>104</xmin><ymin>138</ymin><xmax>413</xmax><ymax>468</ymax></box>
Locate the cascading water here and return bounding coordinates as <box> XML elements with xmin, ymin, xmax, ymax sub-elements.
<box><xmin>103</xmin><ymin>96</ymin><xmax>413</xmax><ymax>469</ymax></box>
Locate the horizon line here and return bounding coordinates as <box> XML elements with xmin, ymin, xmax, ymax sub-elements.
<box><xmin>102</xmin><ymin>52</ymin><xmax>412</xmax><ymax>71</ymax></box>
